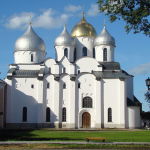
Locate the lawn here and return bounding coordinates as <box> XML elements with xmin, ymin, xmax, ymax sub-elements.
<box><xmin>0</xmin><ymin>129</ymin><xmax>150</xmax><ymax>142</ymax></box>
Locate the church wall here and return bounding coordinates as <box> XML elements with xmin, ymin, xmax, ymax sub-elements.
<box><xmin>103</xmin><ymin>79</ymin><xmax>125</xmax><ymax>128</ymax></box>
<box><xmin>126</xmin><ymin>77</ymin><xmax>134</xmax><ymax>100</ymax></box>
<box><xmin>127</xmin><ymin>106</ymin><xmax>141</xmax><ymax>128</ymax></box>
<box><xmin>75</xmin><ymin>37</ymin><xmax>94</xmax><ymax>59</ymax></box>
<box><xmin>14</xmin><ymin>51</ymin><xmax>45</xmax><ymax>64</ymax></box>
<box><xmin>95</xmin><ymin>45</ymin><xmax>114</xmax><ymax>62</ymax></box>
<box><xmin>55</xmin><ymin>46</ymin><xmax>75</xmax><ymax>62</ymax></box>
<box><xmin>78</xmin><ymin>74</ymin><xmax>97</xmax><ymax>128</ymax></box>
<box><xmin>6</xmin><ymin>78</ymin><xmax>42</xmax><ymax>124</ymax></box>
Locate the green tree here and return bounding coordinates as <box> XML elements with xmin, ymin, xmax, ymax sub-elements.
<box><xmin>97</xmin><ymin>0</ymin><xmax>150</xmax><ymax>36</ymax></box>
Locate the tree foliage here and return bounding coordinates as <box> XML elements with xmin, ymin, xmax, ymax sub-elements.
<box><xmin>97</xmin><ymin>0</ymin><xmax>150</xmax><ymax>36</ymax></box>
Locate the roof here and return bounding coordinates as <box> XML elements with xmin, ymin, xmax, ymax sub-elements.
<box><xmin>127</xmin><ymin>96</ymin><xmax>141</xmax><ymax>107</ymax></box>
<box><xmin>100</xmin><ymin>62</ymin><xmax>121</xmax><ymax>70</ymax></box>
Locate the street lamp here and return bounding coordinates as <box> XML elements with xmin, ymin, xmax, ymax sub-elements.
<box><xmin>145</xmin><ymin>77</ymin><xmax>150</xmax><ymax>90</ymax></box>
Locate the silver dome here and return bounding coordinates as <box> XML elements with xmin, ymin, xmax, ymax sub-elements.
<box><xmin>55</xmin><ymin>25</ymin><xmax>75</xmax><ymax>46</ymax></box>
<box><xmin>15</xmin><ymin>24</ymin><xmax>46</xmax><ymax>52</ymax></box>
<box><xmin>94</xmin><ymin>26</ymin><xmax>116</xmax><ymax>47</ymax></box>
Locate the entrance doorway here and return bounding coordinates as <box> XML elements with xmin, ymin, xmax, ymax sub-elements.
<box><xmin>82</xmin><ymin>112</ymin><xmax>91</xmax><ymax>128</ymax></box>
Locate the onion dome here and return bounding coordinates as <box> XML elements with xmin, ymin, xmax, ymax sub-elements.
<box><xmin>94</xmin><ymin>26</ymin><xmax>116</xmax><ymax>47</ymax></box>
<box><xmin>55</xmin><ymin>25</ymin><xmax>75</xmax><ymax>46</ymax></box>
<box><xmin>71</xmin><ymin>14</ymin><xmax>96</xmax><ymax>37</ymax></box>
<box><xmin>15</xmin><ymin>24</ymin><xmax>46</xmax><ymax>52</ymax></box>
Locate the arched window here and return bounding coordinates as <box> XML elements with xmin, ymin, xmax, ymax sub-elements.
<box><xmin>46</xmin><ymin>107</ymin><xmax>50</xmax><ymax>122</ymax></box>
<box><xmin>22</xmin><ymin>107</ymin><xmax>27</xmax><ymax>122</ymax></box>
<box><xmin>108</xmin><ymin>108</ymin><xmax>112</xmax><ymax>122</ymax></box>
<box><xmin>31</xmin><ymin>54</ymin><xmax>33</xmax><ymax>62</ymax></box>
<box><xmin>83</xmin><ymin>47</ymin><xmax>87</xmax><ymax>56</ymax></box>
<box><xmin>64</xmin><ymin>48</ymin><xmax>68</xmax><ymax>58</ymax></box>
<box><xmin>93</xmin><ymin>48</ymin><xmax>95</xmax><ymax>58</ymax></box>
<box><xmin>63</xmin><ymin>83</ymin><xmax>66</xmax><ymax>89</ymax></box>
<box><xmin>82</xmin><ymin>97</ymin><xmax>92</xmax><ymax>108</ymax></box>
<box><xmin>74</xmin><ymin>48</ymin><xmax>76</xmax><ymax>62</ymax></box>
<box><xmin>103</xmin><ymin>48</ymin><xmax>107</xmax><ymax>61</ymax></box>
<box><xmin>47</xmin><ymin>83</ymin><xmax>50</xmax><ymax>88</ymax></box>
<box><xmin>63</xmin><ymin>68</ymin><xmax>66</xmax><ymax>73</ymax></box>
<box><xmin>62</xmin><ymin>107</ymin><xmax>66</xmax><ymax>122</ymax></box>
<box><xmin>78</xmin><ymin>83</ymin><xmax>80</xmax><ymax>88</ymax></box>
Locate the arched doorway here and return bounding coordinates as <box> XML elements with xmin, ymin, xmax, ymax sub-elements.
<box><xmin>82</xmin><ymin>112</ymin><xmax>91</xmax><ymax>128</ymax></box>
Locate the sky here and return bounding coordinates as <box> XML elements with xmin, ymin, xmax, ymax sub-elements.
<box><xmin>0</xmin><ymin>0</ymin><xmax>149</xmax><ymax>111</ymax></box>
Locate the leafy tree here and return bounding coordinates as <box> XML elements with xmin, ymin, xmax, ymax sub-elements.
<box><xmin>97</xmin><ymin>0</ymin><xmax>150</xmax><ymax>36</ymax></box>
<box><xmin>145</xmin><ymin>91</ymin><xmax>150</xmax><ymax>104</ymax></box>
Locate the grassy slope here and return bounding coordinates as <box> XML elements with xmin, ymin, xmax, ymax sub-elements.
<box><xmin>0</xmin><ymin>129</ymin><xmax>150</xmax><ymax>142</ymax></box>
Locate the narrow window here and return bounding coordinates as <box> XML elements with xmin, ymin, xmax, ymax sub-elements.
<box><xmin>31</xmin><ymin>84</ymin><xmax>34</xmax><ymax>88</ymax></box>
<box><xmin>64</xmin><ymin>48</ymin><xmax>68</xmax><ymax>58</ymax></box>
<box><xmin>63</xmin><ymin>83</ymin><xmax>66</xmax><ymax>89</ymax></box>
<box><xmin>62</xmin><ymin>107</ymin><xmax>66</xmax><ymax>122</ymax></box>
<box><xmin>74</xmin><ymin>48</ymin><xmax>76</xmax><ymax>62</ymax></box>
<box><xmin>63</xmin><ymin>68</ymin><xmax>66</xmax><ymax>73</ymax></box>
<box><xmin>108</xmin><ymin>108</ymin><xmax>112</xmax><ymax>122</ymax></box>
<box><xmin>22</xmin><ymin>107</ymin><xmax>27</xmax><ymax>122</ymax></box>
<box><xmin>93</xmin><ymin>48</ymin><xmax>95</xmax><ymax>58</ymax></box>
<box><xmin>78</xmin><ymin>83</ymin><xmax>80</xmax><ymax>88</ymax></box>
<box><xmin>47</xmin><ymin>83</ymin><xmax>50</xmax><ymax>88</ymax></box>
<box><xmin>103</xmin><ymin>48</ymin><xmax>107</xmax><ymax>61</ymax></box>
<box><xmin>82</xmin><ymin>97</ymin><xmax>92</xmax><ymax>108</ymax></box>
<box><xmin>78</xmin><ymin>70</ymin><xmax>80</xmax><ymax>74</ymax></box>
<box><xmin>83</xmin><ymin>47</ymin><xmax>87</xmax><ymax>56</ymax></box>
<box><xmin>49</xmin><ymin>68</ymin><xmax>51</xmax><ymax>73</ymax></box>
<box><xmin>31</xmin><ymin>54</ymin><xmax>33</xmax><ymax>62</ymax></box>
<box><xmin>46</xmin><ymin>107</ymin><xmax>50</xmax><ymax>122</ymax></box>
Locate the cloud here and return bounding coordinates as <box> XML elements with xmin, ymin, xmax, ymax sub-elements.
<box><xmin>128</xmin><ymin>63</ymin><xmax>150</xmax><ymax>75</ymax></box>
<box><xmin>64</xmin><ymin>5</ymin><xmax>82</xmax><ymax>13</ymax></box>
<box><xmin>5</xmin><ymin>12</ymin><xmax>34</xmax><ymax>29</ymax></box>
<box><xmin>5</xmin><ymin>9</ymin><xmax>70</xmax><ymax>29</ymax></box>
<box><xmin>87</xmin><ymin>4</ymin><xmax>99</xmax><ymax>17</ymax></box>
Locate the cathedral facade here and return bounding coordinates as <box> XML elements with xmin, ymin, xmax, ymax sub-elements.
<box><xmin>5</xmin><ymin>16</ymin><xmax>141</xmax><ymax>129</ymax></box>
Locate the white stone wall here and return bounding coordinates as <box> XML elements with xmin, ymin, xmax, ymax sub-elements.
<box><xmin>14</xmin><ymin>51</ymin><xmax>45</xmax><ymax>64</ymax></box>
<box><xmin>75</xmin><ymin>37</ymin><xmax>95</xmax><ymax>59</ymax></box>
<box><xmin>95</xmin><ymin>45</ymin><xmax>114</xmax><ymax>62</ymax></box>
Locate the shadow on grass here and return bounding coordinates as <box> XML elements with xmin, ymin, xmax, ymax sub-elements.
<box><xmin>0</xmin><ymin>129</ymin><xmax>82</xmax><ymax>141</ymax></box>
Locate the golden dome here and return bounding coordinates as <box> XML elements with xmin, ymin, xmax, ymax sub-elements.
<box><xmin>71</xmin><ymin>15</ymin><xmax>97</xmax><ymax>37</ymax></box>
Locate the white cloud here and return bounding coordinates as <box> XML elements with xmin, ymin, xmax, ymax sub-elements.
<box><xmin>87</xmin><ymin>4</ymin><xmax>99</xmax><ymax>17</ymax></box>
<box><xmin>5</xmin><ymin>12</ymin><xmax>34</xmax><ymax>29</ymax></box>
<box><xmin>5</xmin><ymin>9</ymin><xmax>70</xmax><ymax>29</ymax></box>
<box><xmin>128</xmin><ymin>63</ymin><xmax>150</xmax><ymax>76</ymax></box>
<box><xmin>64</xmin><ymin>5</ymin><xmax>82</xmax><ymax>13</ymax></box>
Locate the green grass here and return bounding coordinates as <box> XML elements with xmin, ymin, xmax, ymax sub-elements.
<box><xmin>0</xmin><ymin>129</ymin><xmax>150</xmax><ymax>142</ymax></box>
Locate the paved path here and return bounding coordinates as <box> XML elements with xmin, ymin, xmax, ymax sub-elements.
<box><xmin>0</xmin><ymin>141</ymin><xmax>150</xmax><ymax>145</ymax></box>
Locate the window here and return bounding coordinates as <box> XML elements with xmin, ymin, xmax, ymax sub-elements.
<box><xmin>78</xmin><ymin>83</ymin><xmax>80</xmax><ymax>88</ymax></box>
<box><xmin>31</xmin><ymin>84</ymin><xmax>34</xmax><ymax>88</ymax></box>
<box><xmin>62</xmin><ymin>107</ymin><xmax>66</xmax><ymax>122</ymax></box>
<box><xmin>74</xmin><ymin>48</ymin><xmax>76</xmax><ymax>61</ymax></box>
<box><xmin>31</xmin><ymin>54</ymin><xmax>33</xmax><ymax>62</ymax></box>
<box><xmin>63</xmin><ymin>68</ymin><xmax>66</xmax><ymax>73</ymax></box>
<box><xmin>22</xmin><ymin>107</ymin><xmax>27</xmax><ymax>122</ymax></box>
<box><xmin>64</xmin><ymin>48</ymin><xmax>68</xmax><ymax>58</ymax></box>
<box><xmin>83</xmin><ymin>47</ymin><xmax>87</xmax><ymax>56</ymax></box>
<box><xmin>103</xmin><ymin>48</ymin><xmax>107</xmax><ymax>61</ymax></box>
<box><xmin>78</xmin><ymin>70</ymin><xmax>80</xmax><ymax>74</ymax></box>
<box><xmin>93</xmin><ymin>48</ymin><xmax>95</xmax><ymax>58</ymax></box>
<box><xmin>46</xmin><ymin>107</ymin><xmax>50</xmax><ymax>122</ymax></box>
<box><xmin>47</xmin><ymin>83</ymin><xmax>50</xmax><ymax>88</ymax></box>
<box><xmin>108</xmin><ymin>108</ymin><xmax>112</xmax><ymax>122</ymax></box>
<box><xmin>82</xmin><ymin>97</ymin><xmax>92</xmax><ymax>108</ymax></box>
<box><xmin>49</xmin><ymin>68</ymin><xmax>51</xmax><ymax>73</ymax></box>
<box><xmin>63</xmin><ymin>83</ymin><xmax>66</xmax><ymax>89</ymax></box>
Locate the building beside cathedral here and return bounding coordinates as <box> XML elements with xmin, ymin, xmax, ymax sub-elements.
<box><xmin>4</xmin><ymin>15</ymin><xmax>141</xmax><ymax>129</ymax></box>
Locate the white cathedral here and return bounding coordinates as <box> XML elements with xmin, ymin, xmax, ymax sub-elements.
<box><xmin>5</xmin><ymin>15</ymin><xmax>141</xmax><ymax>129</ymax></box>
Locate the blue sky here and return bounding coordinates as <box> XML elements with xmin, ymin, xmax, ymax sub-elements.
<box><xmin>0</xmin><ymin>0</ymin><xmax>149</xmax><ymax>111</ymax></box>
